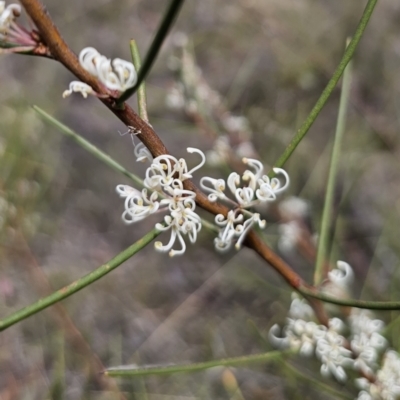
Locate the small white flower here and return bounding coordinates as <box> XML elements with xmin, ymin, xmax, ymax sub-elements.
<box><xmin>214</xmin><ymin>210</ymin><xmax>243</xmax><ymax>252</ymax></box>
<box><xmin>116</xmin><ymin>185</ymin><xmax>159</xmax><ymax>223</ymax></box>
<box><xmin>0</xmin><ymin>2</ymin><xmax>21</xmax><ymax>33</ymax></box>
<box><xmin>288</xmin><ymin>293</ymin><xmax>314</xmax><ymax>321</ymax></box>
<box><xmin>200</xmin><ymin>176</ymin><xmax>226</xmax><ymax>202</ymax></box>
<box><xmin>97</xmin><ymin>57</ymin><xmax>137</xmax><ymax>92</ymax></box>
<box><xmin>255</xmin><ymin>168</ymin><xmax>290</xmax><ymax>202</ymax></box>
<box><xmin>328</xmin><ymin>261</ymin><xmax>354</xmax><ymax>288</ymax></box>
<box><xmin>203</xmin><ymin>157</ymin><xmax>289</xmax><ymax>251</ymax></box>
<box><xmin>349</xmin><ymin>308</ymin><xmax>388</xmax><ymax>375</ymax></box>
<box><xmin>77</xmin><ymin>47</ymin><xmax>137</xmax><ymax>92</ymax></box>
<box><xmin>117</xmin><ymin>148</ymin><xmax>205</xmax><ymax>257</ymax></box>
<box><xmin>62</xmin><ymin>81</ymin><xmax>95</xmax><ymax>98</ymax></box>
<box><xmin>134</xmin><ymin>142</ymin><xmax>153</xmax><ymax>163</ymax></box>
<box><xmin>155</xmin><ymin>200</ymin><xmax>202</xmax><ymax>257</ymax></box>
<box><xmin>79</xmin><ymin>47</ymin><xmax>106</xmax><ymax>76</ymax></box>
<box><xmin>145</xmin><ymin>148</ymin><xmax>205</xmax><ymax>191</ymax></box>
<box><xmin>315</xmin><ymin>330</ymin><xmax>353</xmax><ymax>382</ymax></box>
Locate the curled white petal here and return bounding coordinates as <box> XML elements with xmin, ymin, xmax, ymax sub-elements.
<box><xmin>117</xmin><ymin>185</ymin><xmax>160</xmax><ymax>224</ymax></box>
<box><xmin>200</xmin><ymin>176</ymin><xmax>226</xmax><ymax>202</ymax></box>
<box><xmin>111</xmin><ymin>58</ymin><xmax>137</xmax><ymax>91</ymax></box>
<box><xmin>328</xmin><ymin>261</ymin><xmax>354</xmax><ymax>288</ymax></box>
<box><xmin>256</xmin><ymin>168</ymin><xmax>290</xmax><ymax>202</ymax></box>
<box><xmin>235</xmin><ymin>213</ymin><xmax>265</xmax><ymax>249</ymax></box>
<box><xmin>227</xmin><ymin>172</ymin><xmax>240</xmax><ymax>195</ymax></box>
<box><xmin>79</xmin><ymin>47</ymin><xmax>106</xmax><ymax>76</ymax></box>
<box><xmin>185</xmin><ymin>147</ymin><xmax>206</xmax><ymax>177</ymax></box>
<box><xmin>268</xmin><ymin>324</ymin><xmax>291</xmax><ymax>349</ymax></box>
<box><xmin>78</xmin><ymin>47</ymin><xmax>137</xmax><ymax>92</ymax></box>
<box><xmin>134</xmin><ymin>142</ymin><xmax>153</xmax><ymax>163</ymax></box>
<box><xmin>62</xmin><ymin>81</ymin><xmax>94</xmax><ymax>98</ymax></box>
<box><xmin>242</xmin><ymin>158</ymin><xmax>264</xmax><ymax>180</ymax></box>
<box><xmin>234</xmin><ymin>186</ymin><xmax>255</xmax><ymax>208</ymax></box>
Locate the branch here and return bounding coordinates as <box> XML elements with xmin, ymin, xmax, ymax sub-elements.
<box><xmin>17</xmin><ymin>0</ymin><xmax>325</xmax><ymax>323</ymax></box>
<box><xmin>16</xmin><ymin>0</ymin><xmax>378</xmax><ymax>327</ymax></box>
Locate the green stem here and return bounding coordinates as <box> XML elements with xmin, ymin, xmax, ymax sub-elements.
<box><xmin>299</xmin><ymin>286</ymin><xmax>400</xmax><ymax>310</ymax></box>
<box><xmin>314</xmin><ymin>39</ymin><xmax>352</xmax><ymax>285</ymax></box>
<box><xmin>0</xmin><ymin>229</ymin><xmax>160</xmax><ymax>331</ymax></box>
<box><xmin>33</xmin><ymin>106</ymin><xmax>143</xmax><ymax>188</ymax></box>
<box><xmin>118</xmin><ymin>0</ymin><xmax>185</xmax><ymax>104</ymax></box>
<box><xmin>129</xmin><ymin>40</ymin><xmax>149</xmax><ymax>123</ymax></box>
<box><xmin>270</xmin><ymin>0</ymin><xmax>377</xmax><ymax>174</ymax></box>
<box><xmin>105</xmin><ymin>350</ymin><xmax>290</xmax><ymax>377</ymax></box>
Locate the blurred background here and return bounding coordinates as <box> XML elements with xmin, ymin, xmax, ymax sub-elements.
<box><xmin>1</xmin><ymin>0</ymin><xmax>400</xmax><ymax>398</ymax></box>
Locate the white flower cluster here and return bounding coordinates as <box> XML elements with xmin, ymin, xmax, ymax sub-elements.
<box><xmin>357</xmin><ymin>350</ymin><xmax>400</xmax><ymax>400</ymax></box>
<box><xmin>269</xmin><ymin>261</ymin><xmax>400</xmax><ymax>399</ymax></box>
<box><xmin>350</xmin><ymin>309</ymin><xmax>388</xmax><ymax>376</ymax></box>
<box><xmin>116</xmin><ymin>147</ymin><xmax>205</xmax><ymax>257</ymax></box>
<box><xmin>63</xmin><ymin>47</ymin><xmax>137</xmax><ymax>98</ymax></box>
<box><xmin>200</xmin><ymin>158</ymin><xmax>289</xmax><ymax>251</ymax></box>
<box><xmin>0</xmin><ymin>1</ymin><xmax>20</xmax><ymax>41</ymax></box>
<box><xmin>269</xmin><ymin>293</ymin><xmax>352</xmax><ymax>382</ymax></box>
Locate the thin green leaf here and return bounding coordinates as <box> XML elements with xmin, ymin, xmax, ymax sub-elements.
<box><xmin>269</xmin><ymin>0</ymin><xmax>377</xmax><ymax>175</ymax></box>
<box><xmin>34</xmin><ymin>106</ymin><xmax>219</xmax><ymax>234</ymax></box>
<box><xmin>130</xmin><ymin>40</ymin><xmax>149</xmax><ymax>123</ymax></box>
<box><xmin>118</xmin><ymin>0</ymin><xmax>186</xmax><ymax>104</ymax></box>
<box><xmin>105</xmin><ymin>350</ymin><xmax>290</xmax><ymax>377</ymax></box>
<box><xmin>299</xmin><ymin>286</ymin><xmax>400</xmax><ymax>310</ymax></box>
<box><xmin>33</xmin><ymin>105</ymin><xmax>143</xmax><ymax>188</ymax></box>
<box><xmin>0</xmin><ymin>228</ymin><xmax>160</xmax><ymax>331</ymax></box>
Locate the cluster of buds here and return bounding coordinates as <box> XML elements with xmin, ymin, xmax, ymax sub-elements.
<box><xmin>269</xmin><ymin>261</ymin><xmax>399</xmax><ymax>399</ymax></box>
<box><xmin>0</xmin><ymin>1</ymin><xmax>38</xmax><ymax>52</ymax></box>
<box><xmin>200</xmin><ymin>158</ymin><xmax>289</xmax><ymax>251</ymax></box>
<box><xmin>117</xmin><ymin>147</ymin><xmax>205</xmax><ymax>257</ymax></box>
<box><xmin>63</xmin><ymin>47</ymin><xmax>137</xmax><ymax>98</ymax></box>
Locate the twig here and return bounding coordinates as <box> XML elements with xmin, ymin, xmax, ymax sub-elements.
<box><xmin>15</xmin><ymin>0</ymin><xmax>377</xmax><ymax>325</ymax></box>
